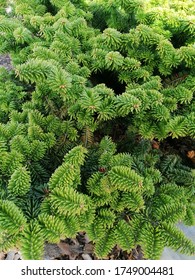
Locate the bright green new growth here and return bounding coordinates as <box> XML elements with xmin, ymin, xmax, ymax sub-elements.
<box><xmin>8</xmin><ymin>167</ymin><xmax>31</xmax><ymax>196</ymax></box>
<box><xmin>0</xmin><ymin>0</ymin><xmax>195</xmax><ymax>260</ymax></box>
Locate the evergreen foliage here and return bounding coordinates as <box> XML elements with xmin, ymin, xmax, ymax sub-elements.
<box><xmin>0</xmin><ymin>0</ymin><xmax>194</xmax><ymax>260</ymax></box>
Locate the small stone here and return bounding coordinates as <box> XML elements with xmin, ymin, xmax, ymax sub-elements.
<box><xmin>5</xmin><ymin>250</ymin><xmax>17</xmax><ymax>260</ymax></box>
<box><xmin>14</xmin><ymin>253</ymin><xmax>21</xmax><ymax>260</ymax></box>
<box><xmin>44</xmin><ymin>243</ymin><xmax>63</xmax><ymax>260</ymax></box>
<box><xmin>82</xmin><ymin>254</ymin><xmax>92</xmax><ymax>260</ymax></box>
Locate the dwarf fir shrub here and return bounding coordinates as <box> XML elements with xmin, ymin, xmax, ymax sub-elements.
<box><xmin>0</xmin><ymin>0</ymin><xmax>195</xmax><ymax>259</ymax></box>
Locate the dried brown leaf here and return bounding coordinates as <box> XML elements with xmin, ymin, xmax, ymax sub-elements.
<box><xmin>57</xmin><ymin>242</ymin><xmax>83</xmax><ymax>260</ymax></box>
<box><xmin>0</xmin><ymin>252</ymin><xmax>5</xmax><ymax>260</ymax></box>
<box><xmin>83</xmin><ymin>243</ymin><xmax>94</xmax><ymax>254</ymax></box>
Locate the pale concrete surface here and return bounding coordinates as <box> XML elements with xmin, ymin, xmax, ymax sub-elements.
<box><xmin>161</xmin><ymin>223</ymin><xmax>195</xmax><ymax>260</ymax></box>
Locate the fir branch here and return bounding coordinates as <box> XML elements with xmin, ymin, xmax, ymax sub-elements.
<box><xmin>114</xmin><ymin>220</ymin><xmax>135</xmax><ymax>252</ymax></box>
<box><xmin>94</xmin><ymin>228</ymin><xmax>116</xmax><ymax>258</ymax></box>
<box><xmin>108</xmin><ymin>166</ymin><xmax>143</xmax><ymax>192</ymax></box>
<box><xmin>162</xmin><ymin>223</ymin><xmax>195</xmax><ymax>256</ymax></box>
<box><xmin>20</xmin><ymin>220</ymin><xmax>44</xmax><ymax>260</ymax></box>
<box><xmin>8</xmin><ymin>166</ymin><xmax>31</xmax><ymax>196</ymax></box>
<box><xmin>0</xmin><ymin>200</ymin><xmax>27</xmax><ymax>234</ymax></box>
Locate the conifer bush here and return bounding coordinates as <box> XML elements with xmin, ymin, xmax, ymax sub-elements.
<box><xmin>0</xmin><ymin>0</ymin><xmax>195</xmax><ymax>259</ymax></box>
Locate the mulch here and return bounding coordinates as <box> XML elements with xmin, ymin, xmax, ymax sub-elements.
<box><xmin>54</xmin><ymin>232</ymin><xmax>144</xmax><ymax>260</ymax></box>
